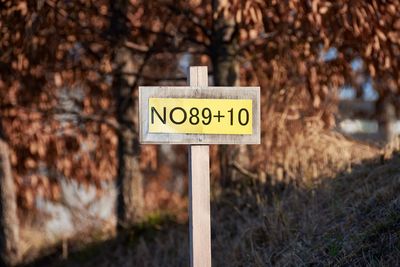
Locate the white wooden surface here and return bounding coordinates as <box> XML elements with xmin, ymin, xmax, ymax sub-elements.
<box><xmin>188</xmin><ymin>66</ymin><xmax>211</xmax><ymax>267</ymax></box>
<box><xmin>139</xmin><ymin>86</ymin><xmax>260</xmax><ymax>144</ymax></box>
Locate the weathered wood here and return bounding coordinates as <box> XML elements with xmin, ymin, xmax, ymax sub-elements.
<box><xmin>139</xmin><ymin>86</ymin><xmax>260</xmax><ymax>144</ymax></box>
<box><xmin>138</xmin><ymin>66</ymin><xmax>261</xmax><ymax>266</ymax></box>
<box><xmin>188</xmin><ymin>66</ymin><xmax>211</xmax><ymax>267</ymax></box>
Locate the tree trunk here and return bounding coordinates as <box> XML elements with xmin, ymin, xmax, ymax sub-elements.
<box><xmin>114</xmin><ymin>49</ymin><xmax>144</xmax><ymax>227</ymax></box>
<box><xmin>109</xmin><ymin>1</ymin><xmax>144</xmax><ymax>228</ymax></box>
<box><xmin>377</xmin><ymin>95</ymin><xmax>397</xmax><ymax>143</ymax></box>
<box><xmin>0</xmin><ymin>134</ymin><xmax>20</xmax><ymax>266</ymax></box>
<box><xmin>211</xmin><ymin>0</ymin><xmax>240</xmax><ymax>182</ymax></box>
<box><xmin>211</xmin><ymin>0</ymin><xmax>240</xmax><ymax>88</ymax></box>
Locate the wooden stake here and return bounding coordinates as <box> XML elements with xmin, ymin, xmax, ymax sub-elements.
<box><xmin>188</xmin><ymin>66</ymin><xmax>211</xmax><ymax>267</ymax></box>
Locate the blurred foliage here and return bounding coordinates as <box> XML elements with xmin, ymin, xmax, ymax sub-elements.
<box><xmin>0</xmin><ymin>0</ymin><xmax>399</xmax><ymax>228</ymax></box>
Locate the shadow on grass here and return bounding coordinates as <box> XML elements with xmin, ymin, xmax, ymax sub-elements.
<box><xmin>19</xmin><ymin>152</ymin><xmax>400</xmax><ymax>267</ymax></box>
<box><xmin>18</xmin><ymin>212</ymin><xmax>186</xmax><ymax>267</ymax></box>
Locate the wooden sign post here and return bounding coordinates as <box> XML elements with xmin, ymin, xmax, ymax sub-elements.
<box><xmin>188</xmin><ymin>67</ymin><xmax>211</xmax><ymax>267</ymax></box>
<box><xmin>139</xmin><ymin>66</ymin><xmax>260</xmax><ymax>267</ymax></box>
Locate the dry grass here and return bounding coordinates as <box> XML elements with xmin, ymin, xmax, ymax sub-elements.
<box><xmin>215</xmin><ymin>155</ymin><xmax>400</xmax><ymax>266</ymax></box>
<box><xmin>21</xmin><ymin>133</ymin><xmax>400</xmax><ymax>267</ymax></box>
<box><xmin>213</xmin><ymin>135</ymin><xmax>400</xmax><ymax>266</ymax></box>
<box><xmin>260</xmin><ymin>119</ymin><xmax>379</xmax><ymax>186</ymax></box>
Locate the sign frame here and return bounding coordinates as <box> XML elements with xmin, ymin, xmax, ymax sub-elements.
<box><xmin>139</xmin><ymin>86</ymin><xmax>260</xmax><ymax>144</ymax></box>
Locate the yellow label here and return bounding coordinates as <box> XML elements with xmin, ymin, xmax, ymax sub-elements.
<box><xmin>148</xmin><ymin>98</ymin><xmax>252</xmax><ymax>135</ymax></box>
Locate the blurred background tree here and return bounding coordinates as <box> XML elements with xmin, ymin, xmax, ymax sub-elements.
<box><xmin>0</xmin><ymin>0</ymin><xmax>399</xmax><ymax>265</ymax></box>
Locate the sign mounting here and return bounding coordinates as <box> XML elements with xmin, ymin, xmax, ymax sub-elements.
<box><xmin>139</xmin><ymin>66</ymin><xmax>261</xmax><ymax>267</ymax></box>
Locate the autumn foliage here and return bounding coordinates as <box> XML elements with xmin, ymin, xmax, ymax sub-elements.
<box><xmin>0</xmin><ymin>0</ymin><xmax>399</xmax><ymax>247</ymax></box>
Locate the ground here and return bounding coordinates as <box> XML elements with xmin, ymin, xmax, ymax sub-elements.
<box><xmin>19</xmin><ymin>133</ymin><xmax>400</xmax><ymax>267</ymax></box>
